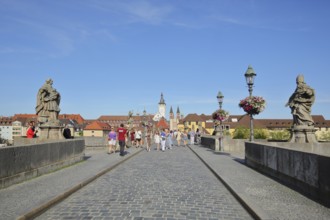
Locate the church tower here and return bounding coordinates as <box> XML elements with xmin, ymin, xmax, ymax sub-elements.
<box><xmin>169</xmin><ymin>106</ymin><xmax>175</xmax><ymax>130</ymax></box>
<box><xmin>169</xmin><ymin>106</ymin><xmax>174</xmax><ymax>120</ymax></box>
<box><xmin>176</xmin><ymin>106</ymin><xmax>181</xmax><ymax>120</ymax></box>
<box><xmin>158</xmin><ymin>93</ymin><xmax>166</xmax><ymax>119</ymax></box>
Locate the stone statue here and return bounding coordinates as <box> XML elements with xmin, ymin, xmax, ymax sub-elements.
<box><xmin>36</xmin><ymin>78</ymin><xmax>61</xmax><ymax>126</ymax></box>
<box><xmin>127</xmin><ymin>110</ymin><xmax>133</xmax><ymax>126</ymax></box>
<box><xmin>285</xmin><ymin>74</ymin><xmax>315</xmax><ymax>127</ymax></box>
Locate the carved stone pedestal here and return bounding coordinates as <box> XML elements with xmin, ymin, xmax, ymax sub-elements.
<box><xmin>38</xmin><ymin>125</ymin><xmax>64</xmax><ymax>140</ymax></box>
<box><xmin>289</xmin><ymin>125</ymin><xmax>317</xmax><ymax>143</ymax></box>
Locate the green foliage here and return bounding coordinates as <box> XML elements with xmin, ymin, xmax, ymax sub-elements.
<box><xmin>254</xmin><ymin>129</ymin><xmax>269</xmax><ymax>139</ymax></box>
<box><xmin>223</xmin><ymin>130</ymin><xmax>231</xmax><ymax>136</ymax></box>
<box><xmin>268</xmin><ymin>130</ymin><xmax>290</xmax><ymax>141</ymax></box>
<box><xmin>232</xmin><ymin>126</ymin><xmax>249</xmax><ymax>139</ymax></box>
<box><xmin>317</xmin><ymin>131</ymin><xmax>330</xmax><ymax>141</ymax></box>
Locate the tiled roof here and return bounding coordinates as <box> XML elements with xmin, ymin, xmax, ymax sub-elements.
<box><xmin>200</xmin><ymin>114</ymin><xmax>211</xmax><ymax>121</ymax></box>
<box><xmin>156</xmin><ymin>117</ymin><xmax>169</xmax><ymax>129</ymax></box>
<box><xmin>98</xmin><ymin>115</ymin><xmax>155</xmax><ymax>122</ymax></box>
<box><xmin>183</xmin><ymin>113</ymin><xmax>204</xmax><ymax>122</ymax></box>
<box><xmin>12</xmin><ymin>114</ymin><xmax>37</xmax><ymax>121</ymax></box>
<box><xmin>84</xmin><ymin>121</ymin><xmax>111</xmax><ymax>130</ymax></box>
<box><xmin>59</xmin><ymin>114</ymin><xmax>85</xmax><ymax>124</ymax></box>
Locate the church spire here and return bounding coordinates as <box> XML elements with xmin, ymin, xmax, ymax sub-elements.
<box><xmin>159</xmin><ymin>93</ymin><xmax>165</xmax><ymax>104</ymax></box>
<box><xmin>170</xmin><ymin>106</ymin><xmax>173</xmax><ymax>113</ymax></box>
<box><xmin>176</xmin><ymin>106</ymin><xmax>180</xmax><ymax>114</ymax></box>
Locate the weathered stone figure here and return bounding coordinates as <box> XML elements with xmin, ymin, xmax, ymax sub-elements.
<box><xmin>36</xmin><ymin>78</ymin><xmax>61</xmax><ymax>126</ymax></box>
<box><xmin>286</xmin><ymin>74</ymin><xmax>315</xmax><ymax>127</ymax></box>
<box><xmin>286</xmin><ymin>75</ymin><xmax>317</xmax><ymax>143</ymax></box>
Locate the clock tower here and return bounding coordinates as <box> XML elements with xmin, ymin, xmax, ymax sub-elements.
<box><xmin>158</xmin><ymin>93</ymin><xmax>166</xmax><ymax>119</ymax></box>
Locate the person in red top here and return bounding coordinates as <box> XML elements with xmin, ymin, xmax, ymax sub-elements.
<box><xmin>117</xmin><ymin>123</ymin><xmax>127</xmax><ymax>156</ymax></box>
<box><xmin>26</xmin><ymin>121</ymin><xmax>37</xmax><ymax>138</ymax></box>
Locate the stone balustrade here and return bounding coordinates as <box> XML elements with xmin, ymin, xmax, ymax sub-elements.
<box><xmin>245</xmin><ymin>141</ymin><xmax>330</xmax><ymax>207</ymax></box>
<box><xmin>0</xmin><ymin>138</ymin><xmax>85</xmax><ymax>189</ymax></box>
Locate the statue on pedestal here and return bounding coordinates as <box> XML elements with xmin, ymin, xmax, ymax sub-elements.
<box><xmin>126</xmin><ymin>110</ymin><xmax>134</xmax><ymax>147</ymax></box>
<box><xmin>286</xmin><ymin>75</ymin><xmax>317</xmax><ymax>143</ymax></box>
<box><xmin>35</xmin><ymin>78</ymin><xmax>63</xmax><ymax>140</ymax></box>
<box><xmin>36</xmin><ymin>78</ymin><xmax>61</xmax><ymax>126</ymax></box>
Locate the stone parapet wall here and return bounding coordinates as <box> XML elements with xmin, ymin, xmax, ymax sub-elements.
<box><xmin>0</xmin><ymin>139</ymin><xmax>85</xmax><ymax>189</ymax></box>
<box><xmin>84</xmin><ymin>136</ymin><xmax>107</xmax><ymax>147</ymax></box>
<box><xmin>201</xmin><ymin>135</ymin><xmax>219</xmax><ymax>151</ymax></box>
<box><xmin>245</xmin><ymin>142</ymin><xmax>330</xmax><ymax>207</ymax></box>
<box><xmin>201</xmin><ymin>135</ymin><xmax>247</xmax><ymax>153</ymax></box>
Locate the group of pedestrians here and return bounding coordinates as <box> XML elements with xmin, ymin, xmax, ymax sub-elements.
<box><xmin>107</xmin><ymin>123</ymin><xmax>127</xmax><ymax>156</ymax></box>
<box><xmin>107</xmin><ymin>125</ymin><xmax>202</xmax><ymax>156</ymax></box>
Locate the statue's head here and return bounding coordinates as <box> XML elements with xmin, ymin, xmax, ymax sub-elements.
<box><xmin>46</xmin><ymin>78</ymin><xmax>53</xmax><ymax>85</ymax></box>
<box><xmin>296</xmin><ymin>74</ymin><xmax>304</xmax><ymax>84</ymax></box>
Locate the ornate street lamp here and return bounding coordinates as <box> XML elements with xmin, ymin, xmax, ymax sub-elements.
<box><xmin>244</xmin><ymin>65</ymin><xmax>257</xmax><ymax>141</ymax></box>
<box><xmin>215</xmin><ymin>91</ymin><xmax>224</xmax><ymax>150</ymax></box>
<box><xmin>217</xmin><ymin>91</ymin><xmax>224</xmax><ymax>109</ymax></box>
<box><xmin>215</xmin><ymin>91</ymin><xmax>224</xmax><ymax>136</ymax></box>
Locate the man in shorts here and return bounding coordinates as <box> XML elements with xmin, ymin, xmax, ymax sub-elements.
<box><xmin>117</xmin><ymin>123</ymin><xmax>127</xmax><ymax>156</ymax></box>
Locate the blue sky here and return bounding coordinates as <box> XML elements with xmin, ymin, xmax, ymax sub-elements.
<box><xmin>1</xmin><ymin>0</ymin><xmax>330</xmax><ymax>120</ymax></box>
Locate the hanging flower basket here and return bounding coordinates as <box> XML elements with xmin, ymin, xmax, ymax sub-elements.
<box><xmin>212</xmin><ymin>109</ymin><xmax>229</xmax><ymax>122</ymax></box>
<box><xmin>239</xmin><ymin>96</ymin><xmax>266</xmax><ymax>115</ymax></box>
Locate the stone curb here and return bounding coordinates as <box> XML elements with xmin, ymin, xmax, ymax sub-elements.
<box><xmin>188</xmin><ymin>145</ymin><xmax>271</xmax><ymax>220</ymax></box>
<box><xmin>17</xmin><ymin>148</ymin><xmax>144</xmax><ymax>220</ymax></box>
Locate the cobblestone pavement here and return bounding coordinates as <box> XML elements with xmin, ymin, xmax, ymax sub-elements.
<box><xmin>0</xmin><ymin>147</ymin><xmax>141</xmax><ymax>220</ymax></box>
<box><xmin>36</xmin><ymin>146</ymin><xmax>253</xmax><ymax>220</ymax></box>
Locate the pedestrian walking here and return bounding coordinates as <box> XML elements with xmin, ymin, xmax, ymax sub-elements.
<box><xmin>130</xmin><ymin>130</ymin><xmax>135</xmax><ymax>147</ymax></box>
<box><xmin>160</xmin><ymin>129</ymin><xmax>166</xmax><ymax>151</ymax></box>
<box><xmin>195</xmin><ymin>128</ymin><xmax>201</xmax><ymax>144</ymax></box>
<box><xmin>107</xmin><ymin>127</ymin><xmax>117</xmax><ymax>154</ymax></box>
<box><xmin>170</xmin><ymin>130</ymin><xmax>175</xmax><ymax>147</ymax></box>
<box><xmin>176</xmin><ymin>130</ymin><xmax>182</xmax><ymax>146</ymax></box>
<box><xmin>117</xmin><ymin>124</ymin><xmax>127</xmax><ymax>156</ymax></box>
<box><xmin>166</xmin><ymin>129</ymin><xmax>172</xmax><ymax>149</ymax></box>
<box><xmin>135</xmin><ymin>129</ymin><xmax>142</xmax><ymax>148</ymax></box>
<box><xmin>146</xmin><ymin>127</ymin><xmax>152</xmax><ymax>152</ymax></box>
<box><xmin>189</xmin><ymin>129</ymin><xmax>195</xmax><ymax>145</ymax></box>
<box><xmin>182</xmin><ymin>130</ymin><xmax>188</xmax><ymax>147</ymax></box>
<box><xmin>154</xmin><ymin>131</ymin><xmax>160</xmax><ymax>151</ymax></box>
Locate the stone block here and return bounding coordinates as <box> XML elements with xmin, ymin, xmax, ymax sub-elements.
<box><xmin>265</xmin><ymin>146</ymin><xmax>277</xmax><ymax>170</ymax></box>
<box><xmin>303</xmin><ymin>154</ymin><xmax>318</xmax><ymax>187</ymax></box>
<box><xmin>277</xmin><ymin>148</ymin><xmax>291</xmax><ymax>176</ymax></box>
<box><xmin>292</xmin><ymin>151</ymin><xmax>305</xmax><ymax>183</ymax></box>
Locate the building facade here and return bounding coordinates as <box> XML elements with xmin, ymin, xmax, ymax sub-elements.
<box><xmin>169</xmin><ymin>106</ymin><xmax>182</xmax><ymax>131</ymax></box>
<box><xmin>0</xmin><ymin>117</ymin><xmax>13</xmax><ymax>144</ymax></box>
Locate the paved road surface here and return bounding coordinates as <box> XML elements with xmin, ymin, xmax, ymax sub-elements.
<box><xmin>36</xmin><ymin>146</ymin><xmax>253</xmax><ymax>220</ymax></box>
